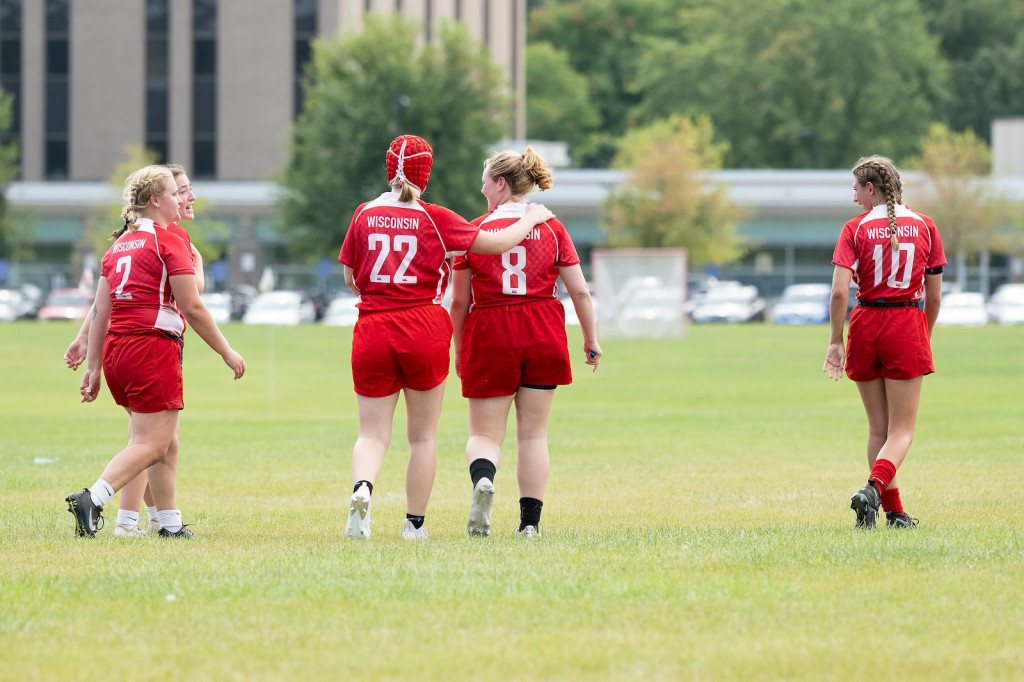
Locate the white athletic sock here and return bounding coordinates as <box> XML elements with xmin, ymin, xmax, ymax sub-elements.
<box><xmin>157</xmin><ymin>509</ymin><xmax>183</xmax><ymax>533</ymax></box>
<box><xmin>146</xmin><ymin>505</ymin><xmax>158</xmax><ymax>520</ymax></box>
<box><xmin>116</xmin><ymin>509</ymin><xmax>140</xmax><ymax>529</ymax></box>
<box><xmin>90</xmin><ymin>479</ymin><xmax>114</xmax><ymax>507</ymax></box>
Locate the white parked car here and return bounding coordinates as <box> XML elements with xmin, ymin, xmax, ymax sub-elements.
<box><xmin>935</xmin><ymin>291</ymin><xmax>988</xmax><ymax>327</ymax></box>
<box><xmin>0</xmin><ymin>288</ymin><xmax>28</xmax><ymax>322</ymax></box>
<box><xmin>242</xmin><ymin>290</ymin><xmax>317</xmax><ymax>326</ymax></box>
<box><xmin>987</xmin><ymin>283</ymin><xmax>1024</xmax><ymax>325</ymax></box>
<box><xmin>200</xmin><ymin>292</ymin><xmax>233</xmax><ymax>324</ymax></box>
<box><xmin>770</xmin><ymin>283</ymin><xmax>831</xmax><ymax>325</ymax></box>
<box><xmin>322</xmin><ymin>295</ymin><xmax>360</xmax><ymax>326</ymax></box>
<box><xmin>691</xmin><ymin>284</ymin><xmax>766</xmax><ymax>323</ymax></box>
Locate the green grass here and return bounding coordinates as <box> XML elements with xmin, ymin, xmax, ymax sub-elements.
<box><xmin>1</xmin><ymin>321</ymin><xmax>1022</xmax><ymax>681</ymax></box>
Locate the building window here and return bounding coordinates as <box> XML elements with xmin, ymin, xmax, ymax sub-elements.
<box><xmin>0</xmin><ymin>0</ymin><xmax>22</xmax><ymax>167</ymax></box>
<box><xmin>146</xmin><ymin>0</ymin><xmax>169</xmax><ymax>163</ymax></box>
<box><xmin>192</xmin><ymin>0</ymin><xmax>217</xmax><ymax>178</ymax></box>
<box><xmin>293</xmin><ymin>0</ymin><xmax>317</xmax><ymax>118</ymax></box>
<box><xmin>45</xmin><ymin>0</ymin><xmax>69</xmax><ymax>179</ymax></box>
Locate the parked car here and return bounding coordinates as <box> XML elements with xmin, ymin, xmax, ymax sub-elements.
<box><xmin>36</xmin><ymin>288</ymin><xmax>93</xmax><ymax>321</ymax></box>
<box><xmin>987</xmin><ymin>283</ymin><xmax>1024</xmax><ymax>325</ymax></box>
<box><xmin>321</xmin><ymin>294</ymin><xmax>360</xmax><ymax>326</ymax></box>
<box><xmin>691</xmin><ymin>284</ymin><xmax>766</xmax><ymax>323</ymax></box>
<box><xmin>0</xmin><ymin>288</ymin><xmax>30</xmax><ymax>322</ymax></box>
<box><xmin>770</xmin><ymin>283</ymin><xmax>831</xmax><ymax>325</ymax></box>
<box><xmin>242</xmin><ymin>290</ymin><xmax>317</xmax><ymax>326</ymax></box>
<box><xmin>200</xmin><ymin>291</ymin><xmax>233</xmax><ymax>324</ymax></box>
<box><xmin>934</xmin><ymin>291</ymin><xmax>988</xmax><ymax>327</ymax></box>
<box><xmin>226</xmin><ymin>284</ymin><xmax>258</xmax><ymax>320</ymax></box>
<box><xmin>618</xmin><ymin>286</ymin><xmax>685</xmax><ymax>336</ymax></box>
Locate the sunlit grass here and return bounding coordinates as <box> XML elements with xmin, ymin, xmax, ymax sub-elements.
<box><xmin>1</xmin><ymin>321</ymin><xmax>1021</xmax><ymax>680</ymax></box>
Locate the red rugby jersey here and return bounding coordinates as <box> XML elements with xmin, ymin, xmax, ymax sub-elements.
<box><xmin>339</xmin><ymin>192</ymin><xmax>480</xmax><ymax>313</ymax></box>
<box><xmin>101</xmin><ymin>219</ymin><xmax>194</xmax><ymax>335</ymax></box>
<box><xmin>832</xmin><ymin>204</ymin><xmax>946</xmax><ymax>303</ymax></box>
<box><xmin>453</xmin><ymin>202</ymin><xmax>579</xmax><ymax>309</ymax></box>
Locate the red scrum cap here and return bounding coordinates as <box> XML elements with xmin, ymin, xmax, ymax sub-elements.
<box><xmin>387</xmin><ymin>135</ymin><xmax>433</xmax><ymax>193</ymax></box>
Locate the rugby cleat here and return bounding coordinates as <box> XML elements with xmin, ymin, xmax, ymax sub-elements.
<box><xmin>850</xmin><ymin>482</ymin><xmax>881</xmax><ymax>529</ymax></box>
<box><xmin>467</xmin><ymin>477</ymin><xmax>495</xmax><ymax>537</ymax></box>
<box><xmin>401</xmin><ymin>519</ymin><xmax>428</xmax><ymax>540</ymax></box>
<box><xmin>158</xmin><ymin>525</ymin><xmax>196</xmax><ymax>538</ymax></box>
<box><xmin>66</xmin><ymin>489</ymin><xmax>104</xmax><ymax>538</ymax></box>
<box><xmin>885</xmin><ymin>512</ymin><xmax>919</xmax><ymax>529</ymax></box>
<box><xmin>114</xmin><ymin>525</ymin><xmax>147</xmax><ymax>538</ymax></box>
<box><xmin>516</xmin><ymin>525</ymin><xmax>540</xmax><ymax>539</ymax></box>
<box><xmin>345</xmin><ymin>483</ymin><xmax>372</xmax><ymax>540</ymax></box>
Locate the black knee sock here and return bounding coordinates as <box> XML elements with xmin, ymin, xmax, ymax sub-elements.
<box><xmin>354</xmin><ymin>480</ymin><xmax>373</xmax><ymax>496</ymax></box>
<box><xmin>469</xmin><ymin>458</ymin><xmax>497</xmax><ymax>487</ymax></box>
<box><xmin>519</xmin><ymin>497</ymin><xmax>543</xmax><ymax>531</ymax></box>
<box><xmin>406</xmin><ymin>514</ymin><xmax>424</xmax><ymax>529</ymax></box>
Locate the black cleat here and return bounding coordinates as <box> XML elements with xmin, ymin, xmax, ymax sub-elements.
<box><xmin>850</xmin><ymin>482</ymin><xmax>881</xmax><ymax>529</ymax></box>
<box><xmin>158</xmin><ymin>525</ymin><xmax>196</xmax><ymax>539</ymax></box>
<box><xmin>66</xmin><ymin>489</ymin><xmax>104</xmax><ymax>538</ymax></box>
<box><xmin>886</xmin><ymin>512</ymin><xmax>919</xmax><ymax>529</ymax></box>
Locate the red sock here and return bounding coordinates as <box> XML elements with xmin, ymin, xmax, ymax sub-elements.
<box><xmin>880</xmin><ymin>487</ymin><xmax>904</xmax><ymax>514</ymax></box>
<box><xmin>868</xmin><ymin>459</ymin><xmax>897</xmax><ymax>495</ymax></box>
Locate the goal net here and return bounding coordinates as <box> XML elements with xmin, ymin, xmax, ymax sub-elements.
<box><xmin>591</xmin><ymin>248</ymin><xmax>688</xmax><ymax>339</ymax></box>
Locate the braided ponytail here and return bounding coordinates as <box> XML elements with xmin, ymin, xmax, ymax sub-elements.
<box><xmin>114</xmin><ymin>166</ymin><xmax>174</xmax><ymax>238</ymax></box>
<box><xmin>852</xmin><ymin>155</ymin><xmax>904</xmax><ymax>252</ymax></box>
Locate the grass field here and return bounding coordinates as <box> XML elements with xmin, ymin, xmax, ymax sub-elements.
<box><xmin>1</xmin><ymin>320</ymin><xmax>1022</xmax><ymax>681</ymax></box>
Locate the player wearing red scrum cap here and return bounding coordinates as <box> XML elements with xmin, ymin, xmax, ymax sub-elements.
<box><xmin>337</xmin><ymin>135</ymin><xmax>555</xmax><ymax>540</ymax></box>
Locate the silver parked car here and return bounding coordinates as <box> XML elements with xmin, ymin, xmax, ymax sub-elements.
<box><xmin>987</xmin><ymin>283</ymin><xmax>1024</xmax><ymax>325</ymax></box>
<box><xmin>770</xmin><ymin>283</ymin><xmax>831</xmax><ymax>325</ymax></box>
<box><xmin>691</xmin><ymin>284</ymin><xmax>766</xmax><ymax>323</ymax></box>
<box><xmin>321</xmin><ymin>294</ymin><xmax>360</xmax><ymax>326</ymax></box>
<box><xmin>242</xmin><ymin>290</ymin><xmax>317</xmax><ymax>326</ymax></box>
<box><xmin>936</xmin><ymin>291</ymin><xmax>988</xmax><ymax>327</ymax></box>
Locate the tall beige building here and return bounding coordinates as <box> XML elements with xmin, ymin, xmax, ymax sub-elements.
<box><xmin>2</xmin><ymin>0</ymin><xmax>527</xmax><ymax>182</ymax></box>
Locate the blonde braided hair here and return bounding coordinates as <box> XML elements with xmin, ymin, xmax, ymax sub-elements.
<box><xmin>112</xmin><ymin>166</ymin><xmax>174</xmax><ymax>239</ymax></box>
<box><xmin>853</xmin><ymin>155</ymin><xmax>903</xmax><ymax>252</ymax></box>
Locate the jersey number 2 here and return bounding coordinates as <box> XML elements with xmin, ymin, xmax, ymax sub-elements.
<box><xmin>113</xmin><ymin>255</ymin><xmax>133</xmax><ymax>300</ymax></box>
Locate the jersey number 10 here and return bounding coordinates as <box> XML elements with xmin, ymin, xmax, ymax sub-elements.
<box><xmin>872</xmin><ymin>243</ymin><xmax>914</xmax><ymax>289</ymax></box>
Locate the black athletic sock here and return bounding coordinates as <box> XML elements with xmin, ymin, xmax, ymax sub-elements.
<box><xmin>354</xmin><ymin>480</ymin><xmax>373</xmax><ymax>496</ymax></box>
<box><xmin>469</xmin><ymin>458</ymin><xmax>497</xmax><ymax>487</ymax></box>
<box><xmin>519</xmin><ymin>497</ymin><xmax>543</xmax><ymax>531</ymax></box>
<box><xmin>406</xmin><ymin>514</ymin><xmax>425</xmax><ymax>530</ymax></box>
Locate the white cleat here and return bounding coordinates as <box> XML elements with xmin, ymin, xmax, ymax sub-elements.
<box><xmin>467</xmin><ymin>478</ymin><xmax>495</xmax><ymax>537</ymax></box>
<box><xmin>113</xmin><ymin>525</ymin><xmax>147</xmax><ymax>538</ymax></box>
<box><xmin>148</xmin><ymin>518</ymin><xmax>161</xmax><ymax>534</ymax></box>
<box><xmin>401</xmin><ymin>519</ymin><xmax>428</xmax><ymax>540</ymax></box>
<box><xmin>345</xmin><ymin>484</ymin><xmax>372</xmax><ymax>540</ymax></box>
<box><xmin>516</xmin><ymin>525</ymin><xmax>540</xmax><ymax>539</ymax></box>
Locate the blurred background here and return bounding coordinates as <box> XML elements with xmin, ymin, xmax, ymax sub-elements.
<box><xmin>0</xmin><ymin>0</ymin><xmax>1022</xmax><ymax>335</ymax></box>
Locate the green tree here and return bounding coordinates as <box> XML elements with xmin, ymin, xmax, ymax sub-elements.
<box><xmin>602</xmin><ymin>115</ymin><xmax>747</xmax><ymax>266</ymax></box>
<box><xmin>91</xmin><ymin>146</ymin><xmax>228</xmax><ymax>260</ymax></box>
<box><xmin>907</xmin><ymin>124</ymin><xmax>1018</xmax><ymax>291</ymax></box>
<box><xmin>529</xmin><ymin>0</ymin><xmax>685</xmax><ymax>167</ymax></box>
<box><xmin>0</xmin><ymin>88</ymin><xmax>28</xmax><ymax>264</ymax></box>
<box><xmin>918</xmin><ymin>0</ymin><xmax>1024</xmax><ymax>141</ymax></box>
<box><xmin>525</xmin><ymin>42</ymin><xmax>599</xmax><ymax>163</ymax></box>
<box><xmin>277</xmin><ymin>15</ymin><xmax>510</xmax><ymax>258</ymax></box>
<box><xmin>631</xmin><ymin>0</ymin><xmax>947</xmax><ymax>169</ymax></box>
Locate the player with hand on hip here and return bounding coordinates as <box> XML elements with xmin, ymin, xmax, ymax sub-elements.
<box><xmin>449</xmin><ymin>147</ymin><xmax>601</xmax><ymax>538</ymax></box>
<box><xmin>824</xmin><ymin>155</ymin><xmax>945</xmax><ymax>530</ymax></box>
